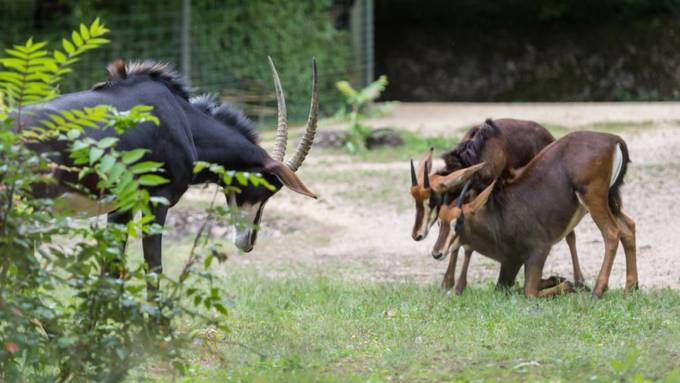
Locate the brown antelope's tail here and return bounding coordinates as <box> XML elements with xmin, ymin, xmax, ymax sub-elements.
<box><xmin>609</xmin><ymin>139</ymin><xmax>630</xmax><ymax>214</ymax></box>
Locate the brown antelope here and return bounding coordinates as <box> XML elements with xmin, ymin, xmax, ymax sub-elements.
<box><xmin>409</xmin><ymin>119</ymin><xmax>585</xmax><ymax>293</ymax></box>
<box><xmin>431</xmin><ymin>131</ymin><xmax>636</xmax><ymax>298</ymax></box>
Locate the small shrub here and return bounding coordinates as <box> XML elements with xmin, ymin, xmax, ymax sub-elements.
<box><xmin>335</xmin><ymin>75</ymin><xmax>389</xmax><ymax>153</ymax></box>
<box><xmin>0</xmin><ymin>19</ymin><xmax>253</xmax><ymax>382</ymax></box>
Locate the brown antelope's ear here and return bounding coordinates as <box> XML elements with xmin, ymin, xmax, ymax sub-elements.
<box><xmin>436</xmin><ymin>162</ymin><xmax>486</xmax><ymax>193</ymax></box>
<box><xmin>462</xmin><ymin>180</ymin><xmax>495</xmax><ymax>214</ymax></box>
<box><xmin>264</xmin><ymin>158</ymin><xmax>317</xmax><ymax>199</ymax></box>
<box><xmin>416</xmin><ymin>147</ymin><xmax>434</xmax><ymax>185</ymax></box>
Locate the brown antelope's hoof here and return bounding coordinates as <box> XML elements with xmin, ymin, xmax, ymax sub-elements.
<box><xmin>591</xmin><ymin>290</ymin><xmax>605</xmax><ymax>300</ymax></box>
<box><xmin>624</xmin><ymin>281</ymin><xmax>640</xmax><ymax>295</ymax></box>
<box><xmin>454</xmin><ymin>285</ymin><xmax>466</xmax><ymax>296</ymax></box>
<box><xmin>440</xmin><ymin>283</ymin><xmax>454</xmax><ymax>293</ymax></box>
<box><xmin>560</xmin><ymin>280</ymin><xmax>575</xmax><ymax>294</ymax></box>
<box><xmin>574</xmin><ymin>281</ymin><xmax>591</xmax><ymax>292</ymax></box>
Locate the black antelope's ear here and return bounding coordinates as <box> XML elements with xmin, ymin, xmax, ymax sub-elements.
<box><xmin>463</xmin><ymin>180</ymin><xmax>495</xmax><ymax>214</ymax></box>
<box><xmin>416</xmin><ymin>147</ymin><xmax>434</xmax><ymax>185</ymax></box>
<box><xmin>264</xmin><ymin>158</ymin><xmax>317</xmax><ymax>199</ymax></box>
<box><xmin>436</xmin><ymin>162</ymin><xmax>486</xmax><ymax>193</ymax></box>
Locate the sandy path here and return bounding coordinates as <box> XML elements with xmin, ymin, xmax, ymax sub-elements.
<box><xmin>367</xmin><ymin>102</ymin><xmax>680</xmax><ymax>133</ymax></box>
<box><xmin>171</xmin><ymin>104</ymin><xmax>680</xmax><ymax>289</ymax></box>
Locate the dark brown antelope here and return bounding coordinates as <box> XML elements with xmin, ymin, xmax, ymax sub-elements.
<box><xmin>431</xmin><ymin>131</ymin><xmax>636</xmax><ymax>298</ymax></box>
<box><xmin>409</xmin><ymin>119</ymin><xmax>585</xmax><ymax>293</ymax></box>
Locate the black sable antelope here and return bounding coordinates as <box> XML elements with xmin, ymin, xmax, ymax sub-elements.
<box><xmin>409</xmin><ymin>119</ymin><xmax>585</xmax><ymax>293</ymax></box>
<box><xmin>431</xmin><ymin>131</ymin><xmax>636</xmax><ymax>298</ymax></box>
<box><xmin>23</xmin><ymin>58</ymin><xmax>319</xmax><ymax>274</ymax></box>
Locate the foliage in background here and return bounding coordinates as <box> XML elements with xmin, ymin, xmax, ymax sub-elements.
<box><xmin>335</xmin><ymin>75</ymin><xmax>388</xmax><ymax>153</ymax></box>
<box><xmin>0</xmin><ymin>0</ymin><xmax>353</xmax><ymax>120</ymax></box>
<box><xmin>0</xmin><ymin>20</ymin><xmax>254</xmax><ymax>381</ymax></box>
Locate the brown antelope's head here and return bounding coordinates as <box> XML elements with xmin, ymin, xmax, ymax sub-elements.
<box><xmin>409</xmin><ymin>148</ymin><xmax>435</xmax><ymax>240</ymax></box>
<box><xmin>431</xmin><ymin>175</ymin><xmax>494</xmax><ymax>260</ymax></box>
<box><xmin>227</xmin><ymin>57</ymin><xmax>318</xmax><ymax>252</ymax></box>
<box><xmin>409</xmin><ymin>150</ymin><xmax>487</xmax><ymax>241</ymax></box>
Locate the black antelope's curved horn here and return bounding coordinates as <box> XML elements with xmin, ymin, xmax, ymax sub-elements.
<box><xmin>268</xmin><ymin>56</ymin><xmax>288</xmax><ymax>162</ymax></box>
<box><xmin>286</xmin><ymin>58</ymin><xmax>319</xmax><ymax>172</ymax></box>
<box><xmin>456</xmin><ymin>179</ymin><xmax>472</xmax><ymax>208</ymax></box>
<box><xmin>410</xmin><ymin>159</ymin><xmax>417</xmax><ymax>187</ymax></box>
<box><xmin>423</xmin><ymin>161</ymin><xmax>430</xmax><ymax>189</ymax></box>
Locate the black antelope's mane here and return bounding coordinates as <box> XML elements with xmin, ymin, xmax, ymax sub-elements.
<box><xmin>92</xmin><ymin>59</ymin><xmax>192</xmax><ymax>100</ymax></box>
<box><xmin>189</xmin><ymin>93</ymin><xmax>259</xmax><ymax>144</ymax></box>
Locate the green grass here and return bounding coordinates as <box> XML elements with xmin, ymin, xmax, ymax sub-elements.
<box><xmin>143</xmin><ymin>271</ymin><xmax>680</xmax><ymax>382</ymax></box>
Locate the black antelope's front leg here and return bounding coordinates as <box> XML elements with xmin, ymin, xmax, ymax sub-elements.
<box><xmin>142</xmin><ymin>204</ymin><xmax>169</xmax><ymax>296</ymax></box>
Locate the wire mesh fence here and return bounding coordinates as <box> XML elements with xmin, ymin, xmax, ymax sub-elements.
<box><xmin>0</xmin><ymin>0</ymin><xmax>373</xmax><ymax>121</ymax></box>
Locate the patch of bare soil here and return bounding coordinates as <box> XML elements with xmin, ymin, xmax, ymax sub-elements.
<box><xmin>171</xmin><ymin>104</ymin><xmax>680</xmax><ymax>289</ymax></box>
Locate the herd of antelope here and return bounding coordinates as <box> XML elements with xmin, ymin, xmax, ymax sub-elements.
<box><xmin>24</xmin><ymin>57</ymin><xmax>636</xmax><ymax>299</ymax></box>
<box><xmin>409</xmin><ymin>119</ymin><xmax>636</xmax><ymax>298</ymax></box>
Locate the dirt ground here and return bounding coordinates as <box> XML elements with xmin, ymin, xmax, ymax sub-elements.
<box><xmin>169</xmin><ymin>102</ymin><xmax>680</xmax><ymax>289</ymax></box>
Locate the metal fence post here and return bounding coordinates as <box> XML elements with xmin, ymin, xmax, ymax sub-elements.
<box><xmin>181</xmin><ymin>0</ymin><xmax>191</xmax><ymax>85</ymax></box>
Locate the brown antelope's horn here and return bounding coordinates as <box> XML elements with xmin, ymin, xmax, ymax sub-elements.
<box><xmin>286</xmin><ymin>58</ymin><xmax>318</xmax><ymax>172</ymax></box>
<box><xmin>456</xmin><ymin>179</ymin><xmax>472</xmax><ymax>208</ymax></box>
<box><xmin>439</xmin><ymin>162</ymin><xmax>486</xmax><ymax>191</ymax></box>
<box><xmin>268</xmin><ymin>57</ymin><xmax>288</xmax><ymax>162</ymax></box>
<box><xmin>410</xmin><ymin>159</ymin><xmax>417</xmax><ymax>187</ymax></box>
<box><xmin>416</xmin><ymin>147</ymin><xmax>434</xmax><ymax>185</ymax></box>
<box><xmin>423</xmin><ymin>161</ymin><xmax>430</xmax><ymax>189</ymax></box>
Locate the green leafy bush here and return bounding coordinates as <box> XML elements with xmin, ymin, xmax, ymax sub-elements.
<box><xmin>0</xmin><ymin>20</ymin><xmax>258</xmax><ymax>381</ymax></box>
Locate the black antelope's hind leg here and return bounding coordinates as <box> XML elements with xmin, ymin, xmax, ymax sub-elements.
<box><xmin>565</xmin><ymin>230</ymin><xmax>588</xmax><ymax>289</ymax></box>
<box><xmin>615</xmin><ymin>211</ymin><xmax>638</xmax><ymax>293</ymax></box>
<box><xmin>441</xmin><ymin>247</ymin><xmax>459</xmax><ymax>291</ymax></box>
<box><xmin>106</xmin><ymin>210</ymin><xmax>133</xmax><ymax>278</ymax></box>
<box><xmin>454</xmin><ymin>248</ymin><xmax>473</xmax><ymax>295</ymax></box>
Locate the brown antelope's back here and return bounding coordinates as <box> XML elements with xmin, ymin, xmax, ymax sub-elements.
<box><xmin>514</xmin><ymin>130</ymin><xmax>629</xmax><ymax>212</ymax></box>
<box><xmin>441</xmin><ymin>118</ymin><xmax>555</xmax><ymax>191</ymax></box>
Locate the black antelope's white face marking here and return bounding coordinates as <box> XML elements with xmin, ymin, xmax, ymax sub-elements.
<box><xmin>226</xmin><ymin>188</ymin><xmax>273</xmax><ymax>252</ymax></box>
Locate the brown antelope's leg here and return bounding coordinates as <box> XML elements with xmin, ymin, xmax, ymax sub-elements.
<box><xmin>616</xmin><ymin>211</ymin><xmax>638</xmax><ymax>293</ymax></box>
<box><xmin>565</xmin><ymin>231</ymin><xmax>587</xmax><ymax>289</ymax></box>
<box><xmin>496</xmin><ymin>261</ymin><xmax>522</xmax><ymax>291</ymax></box>
<box><xmin>523</xmin><ymin>260</ymin><xmax>544</xmax><ymax>298</ymax></box>
<box><xmin>537</xmin><ymin>281</ymin><xmax>575</xmax><ymax>298</ymax></box>
<box><xmin>441</xmin><ymin>248</ymin><xmax>459</xmax><ymax>291</ymax></box>
<box><xmin>539</xmin><ymin>276</ymin><xmax>567</xmax><ymax>290</ymax></box>
<box><xmin>454</xmin><ymin>248</ymin><xmax>473</xmax><ymax>295</ymax></box>
<box><xmin>579</xmin><ymin>192</ymin><xmax>621</xmax><ymax>299</ymax></box>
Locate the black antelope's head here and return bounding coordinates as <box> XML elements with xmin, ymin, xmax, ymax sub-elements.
<box><xmin>225</xmin><ymin>58</ymin><xmax>319</xmax><ymax>252</ymax></box>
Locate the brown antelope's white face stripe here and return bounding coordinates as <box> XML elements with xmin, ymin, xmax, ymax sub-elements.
<box><xmin>431</xmin><ymin>204</ymin><xmax>462</xmax><ymax>259</ymax></box>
